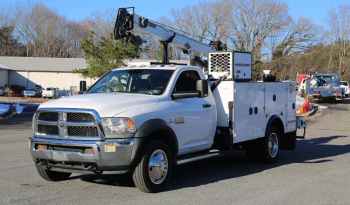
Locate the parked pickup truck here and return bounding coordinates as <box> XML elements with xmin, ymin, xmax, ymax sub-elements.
<box><xmin>23</xmin><ymin>87</ymin><xmax>42</xmax><ymax>98</ymax></box>
<box><xmin>307</xmin><ymin>73</ymin><xmax>344</xmax><ymax>103</ymax></box>
<box><xmin>42</xmin><ymin>87</ymin><xmax>60</xmax><ymax>99</ymax></box>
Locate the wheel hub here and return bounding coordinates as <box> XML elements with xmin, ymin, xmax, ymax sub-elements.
<box><xmin>148</xmin><ymin>149</ymin><xmax>168</xmax><ymax>184</ymax></box>
<box><xmin>268</xmin><ymin>133</ymin><xmax>278</xmax><ymax>157</ymax></box>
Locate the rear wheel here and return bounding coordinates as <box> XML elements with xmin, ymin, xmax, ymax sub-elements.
<box><xmin>132</xmin><ymin>139</ymin><xmax>172</xmax><ymax>193</ymax></box>
<box><xmin>36</xmin><ymin>166</ymin><xmax>71</xmax><ymax>181</ymax></box>
<box><xmin>256</xmin><ymin>127</ymin><xmax>280</xmax><ymax>163</ymax></box>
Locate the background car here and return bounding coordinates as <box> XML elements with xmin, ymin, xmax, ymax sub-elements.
<box><xmin>0</xmin><ymin>87</ymin><xmax>5</xmax><ymax>96</ymax></box>
<box><xmin>340</xmin><ymin>81</ymin><xmax>350</xmax><ymax>98</ymax></box>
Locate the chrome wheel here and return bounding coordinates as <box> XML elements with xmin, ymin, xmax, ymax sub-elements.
<box><xmin>148</xmin><ymin>149</ymin><xmax>168</xmax><ymax>185</ymax></box>
<box><xmin>268</xmin><ymin>133</ymin><xmax>279</xmax><ymax>158</ymax></box>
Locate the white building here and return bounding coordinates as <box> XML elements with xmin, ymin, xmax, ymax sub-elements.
<box><xmin>0</xmin><ymin>63</ymin><xmax>10</xmax><ymax>87</ymax></box>
<box><xmin>0</xmin><ymin>57</ymin><xmax>190</xmax><ymax>91</ymax></box>
<box><xmin>0</xmin><ymin>57</ymin><xmax>97</xmax><ymax>92</ymax></box>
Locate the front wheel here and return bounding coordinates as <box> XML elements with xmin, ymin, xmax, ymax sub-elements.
<box><xmin>256</xmin><ymin>127</ymin><xmax>280</xmax><ymax>163</ymax></box>
<box><xmin>36</xmin><ymin>166</ymin><xmax>71</xmax><ymax>181</ymax></box>
<box><xmin>132</xmin><ymin>139</ymin><xmax>172</xmax><ymax>193</ymax></box>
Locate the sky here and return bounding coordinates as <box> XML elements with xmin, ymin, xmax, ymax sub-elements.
<box><xmin>1</xmin><ymin>0</ymin><xmax>350</xmax><ymax>28</ymax></box>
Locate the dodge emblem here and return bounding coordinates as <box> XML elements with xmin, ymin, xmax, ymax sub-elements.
<box><xmin>58</xmin><ymin>120</ymin><xmax>64</xmax><ymax>128</ymax></box>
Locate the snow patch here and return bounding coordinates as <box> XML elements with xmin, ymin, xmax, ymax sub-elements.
<box><xmin>0</xmin><ymin>104</ymin><xmax>10</xmax><ymax>115</ymax></box>
<box><xmin>15</xmin><ymin>104</ymin><xmax>24</xmax><ymax>114</ymax></box>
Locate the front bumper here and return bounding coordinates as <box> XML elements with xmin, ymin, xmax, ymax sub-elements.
<box><xmin>29</xmin><ymin>135</ymin><xmax>136</xmax><ymax>173</ymax></box>
<box><xmin>24</xmin><ymin>93</ymin><xmax>36</xmax><ymax>97</ymax></box>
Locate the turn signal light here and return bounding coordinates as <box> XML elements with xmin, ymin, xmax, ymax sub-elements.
<box><xmin>37</xmin><ymin>145</ymin><xmax>47</xmax><ymax>151</ymax></box>
<box><xmin>85</xmin><ymin>148</ymin><xmax>94</xmax><ymax>154</ymax></box>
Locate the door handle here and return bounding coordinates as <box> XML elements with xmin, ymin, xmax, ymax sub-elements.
<box><xmin>203</xmin><ymin>104</ymin><xmax>211</xmax><ymax>108</ymax></box>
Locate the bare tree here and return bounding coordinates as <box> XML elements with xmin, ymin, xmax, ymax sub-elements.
<box><xmin>13</xmin><ymin>1</ymin><xmax>89</xmax><ymax>58</ymax></box>
<box><xmin>0</xmin><ymin>4</ymin><xmax>15</xmax><ymax>28</ymax></box>
<box><xmin>85</xmin><ymin>8</ymin><xmax>118</xmax><ymax>40</ymax></box>
<box><xmin>223</xmin><ymin>0</ymin><xmax>291</xmax><ymax>65</ymax></box>
<box><xmin>326</xmin><ymin>4</ymin><xmax>350</xmax><ymax>79</ymax></box>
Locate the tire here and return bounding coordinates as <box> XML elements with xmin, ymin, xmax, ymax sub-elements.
<box><xmin>36</xmin><ymin>166</ymin><xmax>71</xmax><ymax>181</ymax></box>
<box><xmin>132</xmin><ymin>139</ymin><xmax>172</xmax><ymax>193</ymax></box>
<box><xmin>256</xmin><ymin>126</ymin><xmax>280</xmax><ymax>163</ymax></box>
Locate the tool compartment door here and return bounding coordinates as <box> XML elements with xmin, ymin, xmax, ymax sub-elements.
<box><xmin>233</xmin><ymin>83</ymin><xmax>254</xmax><ymax>143</ymax></box>
<box><xmin>253</xmin><ymin>83</ymin><xmax>266</xmax><ymax>138</ymax></box>
<box><xmin>286</xmin><ymin>83</ymin><xmax>296</xmax><ymax>132</ymax></box>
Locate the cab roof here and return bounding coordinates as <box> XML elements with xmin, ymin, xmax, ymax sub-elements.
<box><xmin>112</xmin><ymin>64</ymin><xmax>189</xmax><ymax>71</ymax></box>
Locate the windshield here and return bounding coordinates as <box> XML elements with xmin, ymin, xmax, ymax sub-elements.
<box><xmin>340</xmin><ymin>82</ymin><xmax>349</xmax><ymax>86</ymax></box>
<box><xmin>87</xmin><ymin>69</ymin><xmax>174</xmax><ymax>95</ymax></box>
<box><xmin>315</xmin><ymin>75</ymin><xmax>338</xmax><ymax>85</ymax></box>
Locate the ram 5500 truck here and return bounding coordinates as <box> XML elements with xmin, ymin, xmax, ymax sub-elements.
<box><xmin>29</xmin><ymin>7</ymin><xmax>305</xmax><ymax>193</ymax></box>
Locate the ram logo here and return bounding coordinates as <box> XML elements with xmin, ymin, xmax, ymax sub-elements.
<box><xmin>175</xmin><ymin>117</ymin><xmax>185</xmax><ymax>124</ymax></box>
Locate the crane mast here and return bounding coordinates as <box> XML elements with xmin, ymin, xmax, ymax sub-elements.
<box><xmin>114</xmin><ymin>7</ymin><xmax>226</xmax><ymax>64</ymax></box>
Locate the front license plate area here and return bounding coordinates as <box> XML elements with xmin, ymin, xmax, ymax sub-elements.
<box><xmin>52</xmin><ymin>151</ymin><xmax>68</xmax><ymax>161</ymax></box>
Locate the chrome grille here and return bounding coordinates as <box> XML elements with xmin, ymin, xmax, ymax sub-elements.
<box><xmin>68</xmin><ymin>126</ymin><xmax>98</xmax><ymax>136</ymax></box>
<box><xmin>38</xmin><ymin>125</ymin><xmax>59</xmax><ymax>135</ymax></box>
<box><xmin>35</xmin><ymin>109</ymin><xmax>103</xmax><ymax>140</ymax></box>
<box><xmin>38</xmin><ymin>112</ymin><xmax>59</xmax><ymax>121</ymax></box>
<box><xmin>67</xmin><ymin>113</ymin><xmax>95</xmax><ymax>122</ymax></box>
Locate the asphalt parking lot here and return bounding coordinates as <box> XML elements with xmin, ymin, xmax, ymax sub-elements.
<box><xmin>0</xmin><ymin>100</ymin><xmax>349</xmax><ymax>204</ymax></box>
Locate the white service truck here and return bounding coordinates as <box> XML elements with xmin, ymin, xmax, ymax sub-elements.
<box><xmin>29</xmin><ymin>8</ymin><xmax>306</xmax><ymax>193</ymax></box>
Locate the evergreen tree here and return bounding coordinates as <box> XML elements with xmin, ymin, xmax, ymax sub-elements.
<box><xmin>74</xmin><ymin>31</ymin><xmax>142</xmax><ymax>78</ymax></box>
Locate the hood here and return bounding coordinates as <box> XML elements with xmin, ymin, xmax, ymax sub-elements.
<box><xmin>39</xmin><ymin>93</ymin><xmax>160</xmax><ymax>117</ymax></box>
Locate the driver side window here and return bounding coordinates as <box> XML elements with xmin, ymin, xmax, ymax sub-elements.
<box><xmin>175</xmin><ymin>70</ymin><xmax>200</xmax><ymax>92</ymax></box>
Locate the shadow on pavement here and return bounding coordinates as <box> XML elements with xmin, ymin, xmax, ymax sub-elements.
<box><xmin>72</xmin><ymin>135</ymin><xmax>349</xmax><ymax>192</ymax></box>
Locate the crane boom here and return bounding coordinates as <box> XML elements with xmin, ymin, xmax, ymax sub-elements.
<box><xmin>114</xmin><ymin>7</ymin><xmax>225</xmax><ymax>63</ymax></box>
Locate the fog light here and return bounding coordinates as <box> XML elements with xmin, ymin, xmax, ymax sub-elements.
<box><xmin>85</xmin><ymin>148</ymin><xmax>94</xmax><ymax>154</ymax></box>
<box><xmin>37</xmin><ymin>145</ymin><xmax>47</xmax><ymax>151</ymax></box>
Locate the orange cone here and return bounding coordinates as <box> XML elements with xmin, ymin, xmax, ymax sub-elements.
<box><xmin>300</xmin><ymin>98</ymin><xmax>310</xmax><ymax>113</ymax></box>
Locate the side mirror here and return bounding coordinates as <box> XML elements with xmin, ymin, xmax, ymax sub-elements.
<box><xmin>171</xmin><ymin>79</ymin><xmax>208</xmax><ymax>100</ymax></box>
<box><xmin>78</xmin><ymin>90</ymin><xmax>85</xmax><ymax>95</ymax></box>
<box><xmin>196</xmin><ymin>79</ymin><xmax>208</xmax><ymax>98</ymax></box>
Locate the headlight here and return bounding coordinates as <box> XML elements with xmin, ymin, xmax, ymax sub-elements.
<box><xmin>101</xmin><ymin>118</ymin><xmax>137</xmax><ymax>138</ymax></box>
